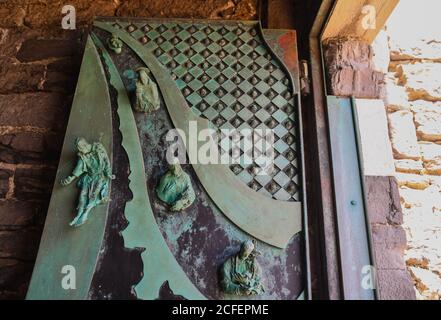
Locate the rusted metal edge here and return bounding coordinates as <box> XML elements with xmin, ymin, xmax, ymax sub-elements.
<box><xmin>259</xmin><ymin>23</ymin><xmax>310</xmax><ymax>299</ymax></box>
<box><xmin>307</xmin><ymin>0</ymin><xmax>342</xmax><ymax>300</ymax></box>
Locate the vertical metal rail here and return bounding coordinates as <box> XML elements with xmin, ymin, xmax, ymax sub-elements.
<box><xmin>326</xmin><ymin>96</ymin><xmax>375</xmax><ymax>300</ymax></box>
<box><xmin>351</xmin><ymin>97</ymin><xmax>378</xmax><ymax>300</ymax></box>
<box><xmin>308</xmin><ymin>0</ymin><xmax>342</xmax><ymax>300</ymax></box>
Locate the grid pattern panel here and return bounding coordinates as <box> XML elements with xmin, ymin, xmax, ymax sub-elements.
<box><xmin>113</xmin><ymin>20</ymin><xmax>300</xmax><ymax>202</ymax></box>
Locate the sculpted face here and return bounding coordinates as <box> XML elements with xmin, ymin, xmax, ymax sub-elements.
<box><xmin>239</xmin><ymin>241</ymin><xmax>255</xmax><ymax>260</ymax></box>
<box><xmin>170</xmin><ymin>161</ymin><xmax>183</xmax><ymax>176</ymax></box>
<box><xmin>138</xmin><ymin>68</ymin><xmax>151</xmax><ymax>84</ymax></box>
<box><xmin>76</xmin><ymin>138</ymin><xmax>92</xmax><ymax>154</ymax></box>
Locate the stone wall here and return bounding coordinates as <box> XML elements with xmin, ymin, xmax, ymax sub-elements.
<box><xmin>0</xmin><ymin>0</ymin><xmax>257</xmax><ymax>300</ymax></box>
<box><xmin>324</xmin><ymin>38</ymin><xmax>415</xmax><ymax>300</ymax></box>
<box><xmin>381</xmin><ymin>0</ymin><xmax>441</xmax><ymax>300</ymax></box>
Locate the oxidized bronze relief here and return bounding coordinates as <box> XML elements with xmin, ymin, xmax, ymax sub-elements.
<box><xmin>27</xmin><ymin>18</ymin><xmax>306</xmax><ymax>301</ymax></box>
<box><xmin>60</xmin><ymin>137</ymin><xmax>114</xmax><ymax>227</ymax></box>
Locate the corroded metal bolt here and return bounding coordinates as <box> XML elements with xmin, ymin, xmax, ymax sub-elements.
<box><xmin>285</xmin><ymin>121</ymin><xmax>294</xmax><ymax>130</ymax></box>
<box><xmin>249</xmin><ymin>105</ymin><xmax>258</xmax><ymax>113</ymax></box>
<box><xmin>233</xmin><ymin>104</ymin><xmax>242</xmax><ymax>112</ymax></box>
<box><xmin>286</xmin><ymin>151</ymin><xmax>295</xmax><ymax>161</ymax></box>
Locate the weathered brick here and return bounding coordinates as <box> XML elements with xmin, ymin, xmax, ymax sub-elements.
<box><xmin>0</xmin><ymin>169</ymin><xmax>12</xmax><ymax>199</ymax></box>
<box><xmin>25</xmin><ymin>0</ymin><xmax>119</xmax><ymax>28</ymax></box>
<box><xmin>324</xmin><ymin>39</ymin><xmax>384</xmax><ymax>98</ymax></box>
<box><xmin>409</xmin><ymin>267</ymin><xmax>441</xmax><ymax>299</ymax></box>
<box><xmin>388</xmin><ymin>110</ymin><xmax>421</xmax><ymax>160</ymax></box>
<box><xmin>396</xmin><ymin>173</ymin><xmax>431</xmax><ymax>190</ymax></box>
<box><xmin>0</xmin><ymin>5</ymin><xmax>26</xmax><ymax>28</ymax></box>
<box><xmin>14</xmin><ymin>167</ymin><xmax>56</xmax><ymax>201</ymax></box>
<box><xmin>0</xmin><ymin>258</ymin><xmax>33</xmax><ymax>290</ymax></box>
<box><xmin>410</xmin><ymin>100</ymin><xmax>441</xmax><ymax>113</ymax></box>
<box><xmin>382</xmin><ymin>74</ymin><xmax>411</xmax><ymax>111</ymax></box>
<box><xmin>395</xmin><ymin>159</ymin><xmax>424</xmax><ymax>175</ymax></box>
<box><xmin>0</xmin><ymin>132</ymin><xmax>64</xmax><ymax>165</ymax></box>
<box><xmin>377</xmin><ymin>269</ymin><xmax>416</xmax><ymax>300</ymax></box>
<box><xmin>0</xmin><ymin>200</ymin><xmax>45</xmax><ymax>226</ymax></box>
<box><xmin>0</xmin><ymin>133</ymin><xmax>46</xmax><ymax>154</ymax></box>
<box><xmin>43</xmin><ymin>70</ymin><xmax>77</xmax><ymax>93</ymax></box>
<box><xmin>0</xmin><ymin>57</ymin><xmax>45</xmax><ymax>94</ymax></box>
<box><xmin>353</xmin><ymin>68</ymin><xmax>385</xmax><ymax>99</ymax></box>
<box><xmin>116</xmin><ymin>0</ymin><xmax>257</xmax><ymax>20</ymax></box>
<box><xmin>0</xmin><ymin>92</ymin><xmax>68</xmax><ymax>131</ymax></box>
<box><xmin>396</xmin><ymin>63</ymin><xmax>441</xmax><ymax>102</ymax></box>
<box><xmin>365</xmin><ymin>176</ymin><xmax>403</xmax><ymax>225</ymax></box>
<box><xmin>420</xmin><ymin>142</ymin><xmax>441</xmax><ymax>175</ymax></box>
<box><xmin>16</xmin><ymin>39</ymin><xmax>77</xmax><ymax>62</ymax></box>
<box><xmin>372</xmin><ymin>224</ymin><xmax>407</xmax><ymax>251</ymax></box>
<box><xmin>374</xmin><ymin>246</ymin><xmax>407</xmax><ymax>271</ymax></box>
<box><xmin>47</xmin><ymin>57</ymin><xmax>81</xmax><ymax>76</ymax></box>
<box><xmin>414</xmin><ymin>111</ymin><xmax>441</xmax><ymax>142</ymax></box>
<box><xmin>0</xmin><ymin>229</ymin><xmax>41</xmax><ymax>260</ymax></box>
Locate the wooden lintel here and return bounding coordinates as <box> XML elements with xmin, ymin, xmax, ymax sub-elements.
<box><xmin>321</xmin><ymin>0</ymin><xmax>400</xmax><ymax>43</ymax></box>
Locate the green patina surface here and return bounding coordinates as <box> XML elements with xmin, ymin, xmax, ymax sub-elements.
<box><xmin>135</xmin><ymin>67</ymin><xmax>161</xmax><ymax>113</ymax></box>
<box><xmin>105</xmin><ymin>19</ymin><xmax>300</xmax><ymax>203</ymax></box>
<box><xmin>61</xmin><ymin>137</ymin><xmax>114</xmax><ymax>227</ymax></box>
<box><xmin>92</xmin><ymin>33</ymin><xmax>205</xmax><ymax>300</ymax></box>
<box><xmin>156</xmin><ymin>161</ymin><xmax>196</xmax><ymax>212</ymax></box>
<box><xmin>94</xmin><ymin>21</ymin><xmax>302</xmax><ymax>249</ymax></box>
<box><xmin>107</xmin><ymin>33</ymin><xmax>123</xmax><ymax>54</ymax></box>
<box><xmin>220</xmin><ymin>240</ymin><xmax>265</xmax><ymax>296</ymax></box>
<box><xmin>26</xmin><ymin>37</ymin><xmax>113</xmax><ymax>300</ymax></box>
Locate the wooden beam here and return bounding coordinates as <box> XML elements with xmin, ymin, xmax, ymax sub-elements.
<box><xmin>321</xmin><ymin>0</ymin><xmax>399</xmax><ymax>43</ymax></box>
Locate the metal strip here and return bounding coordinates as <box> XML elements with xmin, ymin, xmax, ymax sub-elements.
<box><xmin>26</xmin><ymin>37</ymin><xmax>113</xmax><ymax>300</ymax></box>
<box><xmin>94</xmin><ymin>21</ymin><xmax>302</xmax><ymax>249</ymax></box>
<box><xmin>327</xmin><ymin>95</ymin><xmax>374</xmax><ymax>300</ymax></box>
<box><xmin>351</xmin><ymin>97</ymin><xmax>378</xmax><ymax>300</ymax></box>
<box><xmin>261</xmin><ymin>27</ymin><xmax>310</xmax><ymax>298</ymax></box>
<box><xmin>92</xmin><ymin>34</ymin><xmax>205</xmax><ymax>300</ymax></box>
<box><xmin>308</xmin><ymin>0</ymin><xmax>342</xmax><ymax>300</ymax></box>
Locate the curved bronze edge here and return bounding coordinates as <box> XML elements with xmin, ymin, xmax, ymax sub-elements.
<box><xmin>94</xmin><ymin>20</ymin><xmax>302</xmax><ymax>249</ymax></box>
<box><xmin>260</xmin><ymin>25</ymin><xmax>310</xmax><ymax>296</ymax></box>
<box><xmin>91</xmin><ymin>33</ymin><xmax>205</xmax><ymax>300</ymax></box>
<box><xmin>26</xmin><ymin>36</ymin><xmax>113</xmax><ymax>300</ymax></box>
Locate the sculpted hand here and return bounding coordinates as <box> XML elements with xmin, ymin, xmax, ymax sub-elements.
<box><xmin>171</xmin><ymin>201</ymin><xmax>181</xmax><ymax>212</ymax></box>
<box><xmin>61</xmin><ymin>176</ymin><xmax>75</xmax><ymax>186</ymax></box>
<box><xmin>171</xmin><ymin>199</ymin><xmax>189</xmax><ymax>211</ymax></box>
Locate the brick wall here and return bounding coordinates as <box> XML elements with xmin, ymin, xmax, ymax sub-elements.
<box><xmin>0</xmin><ymin>0</ymin><xmax>257</xmax><ymax>300</ymax></box>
